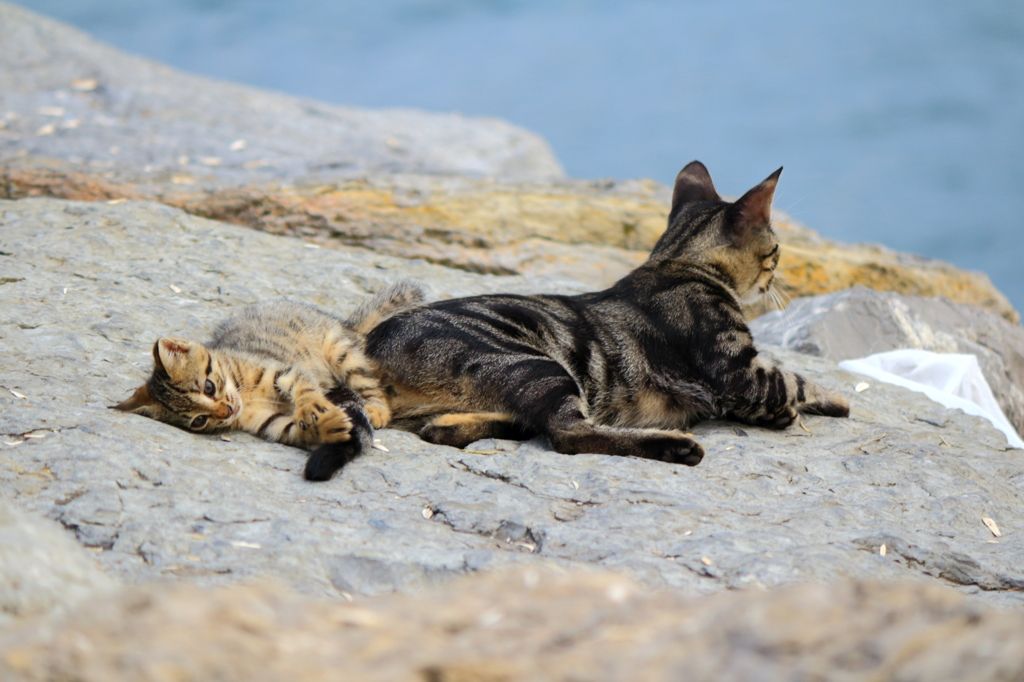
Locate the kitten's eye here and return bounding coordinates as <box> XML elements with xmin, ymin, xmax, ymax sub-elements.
<box><xmin>204</xmin><ymin>379</ymin><xmax>216</xmax><ymax>397</ymax></box>
<box><xmin>190</xmin><ymin>415</ymin><xmax>209</xmax><ymax>430</ymax></box>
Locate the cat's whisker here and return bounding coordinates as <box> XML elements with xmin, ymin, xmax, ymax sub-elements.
<box><xmin>768</xmin><ymin>287</ymin><xmax>797</xmax><ymax>328</ymax></box>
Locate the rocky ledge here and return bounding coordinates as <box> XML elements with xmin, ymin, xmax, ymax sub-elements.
<box><xmin>1</xmin><ymin>198</ymin><xmax>1022</xmax><ymax>596</ymax></box>
<box><xmin>1</xmin><ymin>198</ymin><xmax>1024</xmax><ymax>678</ymax></box>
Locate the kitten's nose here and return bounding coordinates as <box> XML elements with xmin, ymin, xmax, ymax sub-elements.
<box><xmin>214</xmin><ymin>403</ymin><xmax>234</xmax><ymax>419</ymax></box>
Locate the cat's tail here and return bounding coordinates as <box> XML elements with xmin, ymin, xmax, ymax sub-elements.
<box><xmin>304</xmin><ymin>386</ymin><xmax>374</xmax><ymax>481</ymax></box>
<box><xmin>347</xmin><ymin>280</ymin><xmax>426</xmax><ymax>335</ymax></box>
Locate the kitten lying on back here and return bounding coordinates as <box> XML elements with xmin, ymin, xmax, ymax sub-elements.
<box><xmin>114</xmin><ymin>281</ymin><xmax>424</xmax><ymax>480</ymax></box>
<box><xmin>366</xmin><ymin>162</ymin><xmax>849</xmax><ymax>464</ymax></box>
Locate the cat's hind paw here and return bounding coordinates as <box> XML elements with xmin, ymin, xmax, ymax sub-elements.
<box><xmin>799</xmin><ymin>393</ymin><xmax>850</xmax><ymax>418</ymax></box>
<box><xmin>638</xmin><ymin>434</ymin><xmax>704</xmax><ymax>466</ymax></box>
<box><xmin>364</xmin><ymin>402</ymin><xmax>390</xmax><ymax>430</ymax></box>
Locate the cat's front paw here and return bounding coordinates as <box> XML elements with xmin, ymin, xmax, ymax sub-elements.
<box><xmin>638</xmin><ymin>434</ymin><xmax>704</xmax><ymax>466</ymax></box>
<box><xmin>754</xmin><ymin>405</ymin><xmax>798</xmax><ymax>430</ymax></box>
<box><xmin>316</xmin><ymin>408</ymin><xmax>353</xmax><ymax>443</ymax></box>
<box><xmin>296</xmin><ymin>399</ymin><xmax>352</xmax><ymax>443</ymax></box>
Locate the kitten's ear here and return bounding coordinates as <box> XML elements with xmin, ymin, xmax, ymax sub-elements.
<box><xmin>111</xmin><ymin>384</ymin><xmax>156</xmax><ymax>414</ymax></box>
<box><xmin>726</xmin><ymin>167</ymin><xmax>782</xmax><ymax>245</ymax></box>
<box><xmin>154</xmin><ymin>337</ymin><xmax>196</xmax><ymax>381</ymax></box>
<box><xmin>670</xmin><ymin>161</ymin><xmax>721</xmax><ymax>220</ymax></box>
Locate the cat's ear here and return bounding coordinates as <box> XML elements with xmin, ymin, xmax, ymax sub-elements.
<box><xmin>111</xmin><ymin>383</ymin><xmax>157</xmax><ymax>414</ymax></box>
<box><xmin>726</xmin><ymin>167</ymin><xmax>782</xmax><ymax>245</ymax></box>
<box><xmin>154</xmin><ymin>337</ymin><xmax>197</xmax><ymax>381</ymax></box>
<box><xmin>670</xmin><ymin>161</ymin><xmax>721</xmax><ymax>220</ymax></box>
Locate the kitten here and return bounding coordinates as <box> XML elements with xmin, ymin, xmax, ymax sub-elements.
<box><xmin>365</xmin><ymin>162</ymin><xmax>849</xmax><ymax>464</ymax></box>
<box><xmin>114</xmin><ymin>281</ymin><xmax>424</xmax><ymax>480</ymax></box>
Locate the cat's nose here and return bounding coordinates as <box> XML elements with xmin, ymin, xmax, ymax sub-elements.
<box><xmin>214</xmin><ymin>403</ymin><xmax>234</xmax><ymax>419</ymax></box>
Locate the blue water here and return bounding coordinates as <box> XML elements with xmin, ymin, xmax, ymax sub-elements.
<box><xmin>17</xmin><ymin>0</ymin><xmax>1024</xmax><ymax>312</ymax></box>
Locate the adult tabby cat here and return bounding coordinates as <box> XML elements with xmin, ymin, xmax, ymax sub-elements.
<box><xmin>114</xmin><ymin>282</ymin><xmax>424</xmax><ymax>480</ymax></box>
<box><xmin>366</xmin><ymin>162</ymin><xmax>849</xmax><ymax>464</ymax></box>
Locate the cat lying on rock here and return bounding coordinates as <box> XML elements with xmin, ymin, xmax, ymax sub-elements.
<box><xmin>115</xmin><ymin>161</ymin><xmax>849</xmax><ymax>480</ymax></box>
<box><xmin>366</xmin><ymin>161</ymin><xmax>850</xmax><ymax>465</ymax></box>
<box><xmin>114</xmin><ymin>283</ymin><xmax>423</xmax><ymax>481</ymax></box>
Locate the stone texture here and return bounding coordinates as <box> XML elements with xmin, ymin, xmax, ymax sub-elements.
<box><xmin>3</xmin><ymin>569</ymin><xmax>1024</xmax><ymax>682</ymax></box>
<box><xmin>0</xmin><ymin>501</ymin><xmax>117</xmax><ymax>627</ymax></box>
<box><xmin>750</xmin><ymin>286</ymin><xmax>1024</xmax><ymax>437</ymax></box>
<box><xmin>0</xmin><ymin>2</ymin><xmax>563</xmax><ymax>184</ymax></box>
<box><xmin>2</xmin><ymin>198</ymin><xmax>1023</xmax><ymax>614</ymax></box>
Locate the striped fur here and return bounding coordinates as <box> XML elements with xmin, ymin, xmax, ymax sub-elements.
<box><xmin>366</xmin><ymin>163</ymin><xmax>849</xmax><ymax>465</ymax></box>
<box><xmin>114</xmin><ymin>281</ymin><xmax>425</xmax><ymax>480</ymax></box>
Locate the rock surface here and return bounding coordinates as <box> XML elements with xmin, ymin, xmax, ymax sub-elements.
<box><xmin>3</xmin><ymin>569</ymin><xmax>1024</xmax><ymax>682</ymax></box>
<box><xmin>0</xmin><ymin>2</ymin><xmax>563</xmax><ymax>184</ymax></box>
<box><xmin>0</xmin><ymin>1</ymin><xmax>1016</xmax><ymax>320</ymax></box>
<box><xmin>751</xmin><ymin>286</ymin><xmax>1024</xmax><ymax>437</ymax></box>
<box><xmin>2</xmin><ymin>198</ymin><xmax>1023</xmax><ymax>613</ymax></box>
<box><xmin>0</xmin><ymin>500</ymin><xmax>117</xmax><ymax>627</ymax></box>
<box><xmin>3</xmin><ymin>6</ymin><xmax>1024</xmax><ymax>675</ymax></box>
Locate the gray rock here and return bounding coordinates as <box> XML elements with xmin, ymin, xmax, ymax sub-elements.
<box><xmin>3</xmin><ymin>571</ymin><xmax>1024</xmax><ymax>682</ymax></box>
<box><xmin>0</xmin><ymin>2</ymin><xmax>563</xmax><ymax>185</ymax></box>
<box><xmin>750</xmin><ymin>286</ymin><xmax>1024</xmax><ymax>436</ymax></box>
<box><xmin>0</xmin><ymin>500</ymin><xmax>117</xmax><ymax>625</ymax></box>
<box><xmin>1</xmin><ymin>198</ymin><xmax>1023</xmax><ymax>611</ymax></box>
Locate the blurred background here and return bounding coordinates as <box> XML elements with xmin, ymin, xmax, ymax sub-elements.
<box><xmin>17</xmin><ymin>0</ymin><xmax>1024</xmax><ymax>311</ymax></box>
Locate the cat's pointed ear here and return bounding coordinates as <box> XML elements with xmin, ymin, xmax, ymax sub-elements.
<box><xmin>670</xmin><ymin>161</ymin><xmax>721</xmax><ymax>221</ymax></box>
<box><xmin>154</xmin><ymin>337</ymin><xmax>196</xmax><ymax>381</ymax></box>
<box><xmin>111</xmin><ymin>383</ymin><xmax>156</xmax><ymax>413</ymax></box>
<box><xmin>726</xmin><ymin>167</ymin><xmax>782</xmax><ymax>245</ymax></box>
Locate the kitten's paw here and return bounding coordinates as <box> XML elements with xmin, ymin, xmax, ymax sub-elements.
<box><xmin>296</xmin><ymin>398</ymin><xmax>341</xmax><ymax>430</ymax></box>
<box><xmin>316</xmin><ymin>407</ymin><xmax>353</xmax><ymax>443</ymax></box>
<box><xmin>419</xmin><ymin>422</ymin><xmax>475</xmax><ymax>449</ymax></box>
<box><xmin>755</xmin><ymin>405</ymin><xmax>798</xmax><ymax>430</ymax></box>
<box><xmin>364</xmin><ymin>403</ymin><xmax>390</xmax><ymax>430</ymax></box>
<box><xmin>639</xmin><ymin>435</ymin><xmax>704</xmax><ymax>466</ymax></box>
<box><xmin>800</xmin><ymin>393</ymin><xmax>850</xmax><ymax>418</ymax></box>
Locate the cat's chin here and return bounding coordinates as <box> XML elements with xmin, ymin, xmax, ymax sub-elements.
<box><xmin>738</xmin><ymin>288</ymin><xmax>768</xmax><ymax>305</ymax></box>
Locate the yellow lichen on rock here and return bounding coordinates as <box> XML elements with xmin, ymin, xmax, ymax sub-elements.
<box><xmin>0</xmin><ymin>161</ymin><xmax>1016</xmax><ymax>321</ymax></box>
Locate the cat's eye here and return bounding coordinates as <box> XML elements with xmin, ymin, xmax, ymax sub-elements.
<box><xmin>190</xmin><ymin>415</ymin><xmax>209</xmax><ymax>430</ymax></box>
<box><xmin>204</xmin><ymin>379</ymin><xmax>216</xmax><ymax>397</ymax></box>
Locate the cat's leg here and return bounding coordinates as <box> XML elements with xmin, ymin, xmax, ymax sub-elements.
<box><xmin>418</xmin><ymin>412</ymin><xmax>535</xmax><ymax>448</ymax></box>
<box><xmin>304</xmin><ymin>386</ymin><xmax>374</xmax><ymax>481</ymax></box>
<box><xmin>721</xmin><ymin>356</ymin><xmax>849</xmax><ymax>429</ymax></box>
<box><xmin>329</xmin><ymin>346</ymin><xmax>391</xmax><ymax>428</ymax></box>
<box><xmin>273</xmin><ymin>369</ymin><xmax>354</xmax><ymax>447</ymax></box>
<box><xmin>489</xmin><ymin>358</ymin><xmax>704</xmax><ymax>465</ymax></box>
<box><xmin>348</xmin><ymin>373</ymin><xmax>390</xmax><ymax>429</ymax></box>
<box><xmin>255</xmin><ymin>399</ymin><xmax>353</xmax><ymax>448</ymax></box>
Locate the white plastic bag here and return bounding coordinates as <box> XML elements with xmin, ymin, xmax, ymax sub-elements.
<box><xmin>838</xmin><ymin>349</ymin><xmax>1024</xmax><ymax>449</ymax></box>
